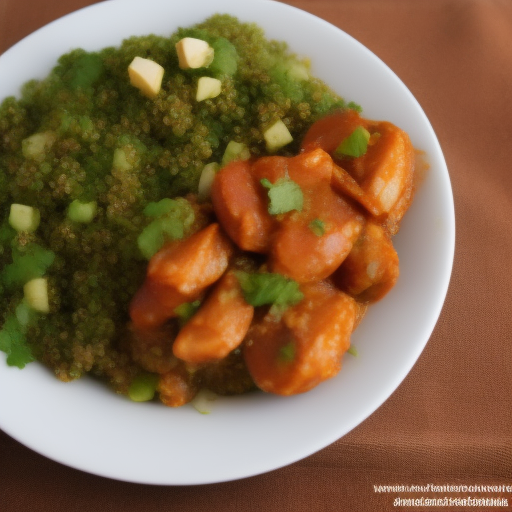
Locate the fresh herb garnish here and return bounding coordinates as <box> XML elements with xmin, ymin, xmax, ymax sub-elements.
<box><xmin>309</xmin><ymin>218</ymin><xmax>325</xmax><ymax>236</ymax></box>
<box><xmin>0</xmin><ymin>306</ymin><xmax>35</xmax><ymax>369</ymax></box>
<box><xmin>137</xmin><ymin>198</ymin><xmax>195</xmax><ymax>259</ymax></box>
<box><xmin>335</xmin><ymin>126</ymin><xmax>371</xmax><ymax>158</ymax></box>
<box><xmin>236</xmin><ymin>271</ymin><xmax>303</xmax><ymax>312</ymax></box>
<box><xmin>260</xmin><ymin>177</ymin><xmax>303</xmax><ymax>215</ymax></box>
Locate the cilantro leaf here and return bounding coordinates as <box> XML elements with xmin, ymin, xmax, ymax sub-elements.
<box><xmin>0</xmin><ymin>311</ymin><xmax>35</xmax><ymax>369</ymax></box>
<box><xmin>1</xmin><ymin>244</ymin><xmax>55</xmax><ymax>288</ymax></box>
<box><xmin>335</xmin><ymin>126</ymin><xmax>371</xmax><ymax>158</ymax></box>
<box><xmin>236</xmin><ymin>271</ymin><xmax>303</xmax><ymax>311</ymax></box>
<box><xmin>260</xmin><ymin>177</ymin><xmax>303</xmax><ymax>215</ymax></box>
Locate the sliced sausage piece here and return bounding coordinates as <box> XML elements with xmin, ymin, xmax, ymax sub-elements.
<box><xmin>147</xmin><ymin>223</ymin><xmax>233</xmax><ymax>294</ymax></box>
<box><xmin>211</xmin><ymin>160</ymin><xmax>275</xmax><ymax>253</ymax></box>
<box><xmin>130</xmin><ymin>223</ymin><xmax>233</xmax><ymax>329</ymax></box>
<box><xmin>333</xmin><ymin>220</ymin><xmax>399</xmax><ymax>303</ymax></box>
<box><xmin>244</xmin><ymin>281</ymin><xmax>357</xmax><ymax>396</ymax></box>
<box><xmin>129</xmin><ymin>278</ymin><xmax>191</xmax><ymax>329</ymax></box>
<box><xmin>251</xmin><ymin>148</ymin><xmax>334</xmax><ymax>188</ymax></box>
<box><xmin>331</xmin><ymin>163</ymin><xmax>381</xmax><ymax>217</ymax></box>
<box><xmin>270</xmin><ymin>182</ymin><xmax>363</xmax><ymax>283</ymax></box>
<box><xmin>355</xmin><ymin>121</ymin><xmax>415</xmax><ymax>234</ymax></box>
<box><xmin>250</xmin><ymin>149</ymin><xmax>363</xmax><ymax>283</ymax></box>
<box><xmin>301</xmin><ymin>108</ymin><xmax>366</xmax><ymax>154</ymax></box>
<box><xmin>173</xmin><ymin>271</ymin><xmax>254</xmax><ymax>364</ymax></box>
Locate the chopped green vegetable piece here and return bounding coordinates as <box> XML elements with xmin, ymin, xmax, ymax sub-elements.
<box><xmin>347</xmin><ymin>346</ymin><xmax>358</xmax><ymax>357</ymax></box>
<box><xmin>263</xmin><ymin>119</ymin><xmax>293</xmax><ymax>152</ymax></box>
<box><xmin>279</xmin><ymin>342</ymin><xmax>296</xmax><ymax>362</ymax></box>
<box><xmin>260</xmin><ymin>177</ymin><xmax>303</xmax><ymax>215</ymax></box>
<box><xmin>112</xmin><ymin>147</ymin><xmax>132</xmax><ymax>171</ymax></box>
<box><xmin>0</xmin><ymin>312</ymin><xmax>35</xmax><ymax>369</ymax></box>
<box><xmin>174</xmin><ymin>300</ymin><xmax>201</xmax><ymax>325</ymax></box>
<box><xmin>221</xmin><ymin>140</ymin><xmax>251</xmax><ymax>166</ymax></box>
<box><xmin>128</xmin><ymin>372</ymin><xmax>159</xmax><ymax>402</ymax></box>
<box><xmin>24</xmin><ymin>277</ymin><xmax>50</xmax><ymax>313</ymax></box>
<box><xmin>137</xmin><ymin>220</ymin><xmax>166</xmax><ymax>260</ymax></box>
<box><xmin>309</xmin><ymin>218</ymin><xmax>325</xmax><ymax>236</ymax></box>
<box><xmin>198</xmin><ymin>162</ymin><xmax>220</xmax><ymax>201</ymax></box>
<box><xmin>8</xmin><ymin>204</ymin><xmax>41</xmax><ymax>233</ymax></box>
<box><xmin>15</xmin><ymin>300</ymin><xmax>37</xmax><ymax>327</ymax></box>
<box><xmin>1</xmin><ymin>244</ymin><xmax>55</xmax><ymax>288</ymax></box>
<box><xmin>137</xmin><ymin>198</ymin><xmax>195</xmax><ymax>259</ymax></box>
<box><xmin>210</xmin><ymin>37</ymin><xmax>238</xmax><ymax>77</ymax></box>
<box><xmin>67</xmin><ymin>200</ymin><xmax>97</xmax><ymax>223</ymax></box>
<box><xmin>61</xmin><ymin>51</ymin><xmax>104</xmax><ymax>90</ymax></box>
<box><xmin>335</xmin><ymin>126</ymin><xmax>371</xmax><ymax>158</ymax></box>
<box><xmin>190</xmin><ymin>388</ymin><xmax>217</xmax><ymax>414</ymax></box>
<box><xmin>21</xmin><ymin>132</ymin><xmax>56</xmax><ymax>162</ymax></box>
<box><xmin>143</xmin><ymin>198</ymin><xmax>179</xmax><ymax>217</ymax></box>
<box><xmin>236</xmin><ymin>271</ymin><xmax>303</xmax><ymax>311</ymax></box>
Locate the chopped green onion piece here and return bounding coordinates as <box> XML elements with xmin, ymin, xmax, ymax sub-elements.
<box><xmin>190</xmin><ymin>388</ymin><xmax>218</xmax><ymax>414</ymax></box>
<box><xmin>143</xmin><ymin>198</ymin><xmax>180</xmax><ymax>218</ymax></box>
<box><xmin>260</xmin><ymin>177</ymin><xmax>303</xmax><ymax>215</ymax></box>
<box><xmin>128</xmin><ymin>373</ymin><xmax>159</xmax><ymax>402</ymax></box>
<box><xmin>347</xmin><ymin>346</ymin><xmax>358</xmax><ymax>357</ymax></box>
<box><xmin>67</xmin><ymin>200</ymin><xmax>97</xmax><ymax>223</ymax></box>
<box><xmin>335</xmin><ymin>126</ymin><xmax>371</xmax><ymax>158</ymax></box>
<box><xmin>309</xmin><ymin>218</ymin><xmax>325</xmax><ymax>237</ymax></box>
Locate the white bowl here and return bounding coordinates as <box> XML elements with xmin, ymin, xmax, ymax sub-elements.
<box><xmin>0</xmin><ymin>0</ymin><xmax>454</xmax><ymax>485</ymax></box>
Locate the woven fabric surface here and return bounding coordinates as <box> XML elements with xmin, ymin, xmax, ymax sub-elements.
<box><xmin>1</xmin><ymin>1</ymin><xmax>511</xmax><ymax>510</ymax></box>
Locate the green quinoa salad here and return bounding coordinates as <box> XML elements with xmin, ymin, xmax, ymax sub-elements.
<box><xmin>0</xmin><ymin>14</ymin><xmax>360</xmax><ymax>401</ymax></box>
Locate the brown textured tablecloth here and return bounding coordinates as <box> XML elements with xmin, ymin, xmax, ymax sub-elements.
<box><xmin>1</xmin><ymin>0</ymin><xmax>511</xmax><ymax>510</ymax></box>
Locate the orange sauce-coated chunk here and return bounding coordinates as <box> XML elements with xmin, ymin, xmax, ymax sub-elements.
<box><xmin>243</xmin><ymin>281</ymin><xmax>357</xmax><ymax>396</ymax></box>
<box><xmin>211</xmin><ymin>160</ymin><xmax>275</xmax><ymax>253</ymax></box>
<box><xmin>173</xmin><ymin>271</ymin><xmax>254</xmax><ymax>364</ymax></box>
